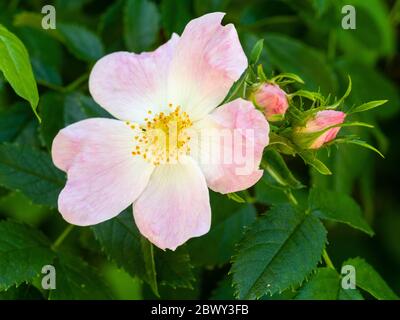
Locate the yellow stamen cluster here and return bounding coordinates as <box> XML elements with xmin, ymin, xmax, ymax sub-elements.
<box><xmin>126</xmin><ymin>105</ymin><xmax>192</xmax><ymax>165</ymax></box>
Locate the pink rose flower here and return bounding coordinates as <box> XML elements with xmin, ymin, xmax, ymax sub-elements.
<box><xmin>253</xmin><ymin>83</ymin><xmax>288</xmax><ymax>121</ymax></box>
<box><xmin>51</xmin><ymin>13</ymin><xmax>269</xmax><ymax>250</ymax></box>
<box><xmin>295</xmin><ymin>110</ymin><xmax>346</xmax><ymax>149</ymax></box>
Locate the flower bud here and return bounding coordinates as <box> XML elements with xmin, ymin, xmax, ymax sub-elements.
<box><xmin>293</xmin><ymin>110</ymin><xmax>346</xmax><ymax>149</ymax></box>
<box><xmin>252</xmin><ymin>83</ymin><xmax>288</xmax><ymax>122</ymax></box>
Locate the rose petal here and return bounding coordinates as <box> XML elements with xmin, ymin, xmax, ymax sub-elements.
<box><xmin>53</xmin><ymin>118</ymin><xmax>154</xmax><ymax>226</ymax></box>
<box><xmin>191</xmin><ymin>98</ymin><xmax>269</xmax><ymax>194</ymax></box>
<box><xmin>133</xmin><ymin>157</ymin><xmax>211</xmax><ymax>250</ymax></box>
<box><xmin>167</xmin><ymin>12</ymin><xmax>247</xmax><ymax>121</ymax></box>
<box><xmin>89</xmin><ymin>34</ymin><xmax>179</xmax><ymax>122</ymax></box>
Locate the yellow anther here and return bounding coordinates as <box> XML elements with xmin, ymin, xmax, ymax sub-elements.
<box><xmin>129</xmin><ymin>103</ymin><xmax>192</xmax><ymax>165</ymax></box>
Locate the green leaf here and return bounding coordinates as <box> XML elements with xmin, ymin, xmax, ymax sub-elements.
<box><xmin>160</xmin><ymin>0</ymin><xmax>192</xmax><ymax>37</ymax></box>
<box><xmin>268</xmin><ymin>132</ymin><xmax>297</xmax><ymax>155</ymax></box>
<box><xmin>255</xmin><ymin>178</ymin><xmax>288</xmax><ymax>205</ymax></box>
<box><xmin>0</xmin><ymin>103</ymin><xmax>33</xmax><ymax>143</ymax></box>
<box><xmin>92</xmin><ymin>209</ymin><xmax>159</xmax><ymax>295</ymax></box>
<box><xmin>231</xmin><ymin>204</ymin><xmax>327</xmax><ymax>299</ymax></box>
<box><xmin>16</xmin><ymin>27</ymin><xmax>62</xmax><ymax>68</ymax></box>
<box><xmin>13</xmin><ymin>12</ymin><xmax>43</xmax><ymax>30</ymax></box>
<box><xmin>328</xmin><ymin>76</ymin><xmax>352</xmax><ymax>109</ymax></box>
<box><xmin>338</xmin><ymin>287</ymin><xmax>364</xmax><ymax>300</ymax></box>
<box><xmin>143</xmin><ymin>277</ymin><xmax>200</xmax><ymax>299</ymax></box>
<box><xmin>264</xmin><ymin>33</ymin><xmax>337</xmax><ymax>94</ymax></box>
<box><xmin>262</xmin><ymin>149</ymin><xmax>303</xmax><ymax>189</ymax></box>
<box><xmin>0</xmin><ymin>143</ymin><xmax>65</xmax><ymax>206</ymax></box>
<box><xmin>49</xmin><ymin>253</ymin><xmax>112</xmax><ymax>300</ymax></box>
<box><xmin>337</xmin><ymin>121</ymin><xmax>374</xmax><ymax>129</ymax></box>
<box><xmin>124</xmin><ymin>0</ymin><xmax>160</xmax><ymax>52</ymax></box>
<box><xmin>40</xmin><ymin>92</ymin><xmax>110</xmax><ymax>149</ymax></box>
<box><xmin>256</xmin><ymin>64</ymin><xmax>267</xmax><ymax>81</ymax></box>
<box><xmin>39</xmin><ymin>92</ymin><xmax>88</xmax><ymax>149</ymax></box>
<box><xmin>17</xmin><ymin>27</ymin><xmax>63</xmax><ymax>86</ymax></box>
<box><xmin>0</xmin><ymin>283</ymin><xmax>44</xmax><ymax>300</ymax></box>
<box><xmin>30</xmin><ymin>58</ymin><xmax>62</xmax><ymax>86</ymax></box>
<box><xmin>140</xmin><ymin>237</ymin><xmax>159</xmax><ymax>296</ymax></box>
<box><xmin>298</xmin><ymin>151</ymin><xmax>332</xmax><ymax>175</ymax></box>
<box><xmin>335</xmin><ymin>59</ymin><xmax>400</xmax><ymax>119</ymax></box>
<box><xmin>334</xmin><ymin>138</ymin><xmax>384</xmax><ymax>158</ymax></box>
<box><xmin>0</xmin><ymin>220</ymin><xmax>55</xmax><ymax>290</ymax></box>
<box><xmin>210</xmin><ymin>276</ymin><xmax>235</xmax><ymax>300</ymax></box>
<box><xmin>188</xmin><ymin>192</ymin><xmax>257</xmax><ymax>266</ymax></box>
<box><xmin>336</xmin><ymin>0</ymin><xmax>395</xmax><ymax>61</ymax></box>
<box><xmin>78</xmin><ymin>95</ymin><xmax>111</xmax><ymax>118</ymax></box>
<box><xmin>349</xmin><ymin>100</ymin><xmax>388</xmax><ymax>114</ymax></box>
<box><xmin>295</xmin><ymin>268</ymin><xmax>340</xmax><ymax>300</ymax></box>
<box><xmin>0</xmin><ymin>24</ymin><xmax>39</xmax><ymax>120</ymax></box>
<box><xmin>309</xmin><ymin>188</ymin><xmax>374</xmax><ymax>236</ymax></box>
<box><xmin>295</xmin><ymin>267</ymin><xmax>364</xmax><ymax>300</ymax></box>
<box><xmin>222</xmin><ymin>68</ymin><xmax>249</xmax><ymax>103</ymax></box>
<box><xmin>249</xmin><ymin>39</ymin><xmax>264</xmax><ymax>65</ymax></box>
<box><xmin>343</xmin><ymin>257</ymin><xmax>398</xmax><ymax>300</ymax></box>
<box><xmin>57</xmin><ymin>24</ymin><xmax>104</xmax><ymax>62</ymax></box>
<box><xmin>289</xmin><ymin>90</ymin><xmax>325</xmax><ymax>102</ymax></box>
<box><xmin>271</xmin><ymin>73</ymin><xmax>304</xmax><ymax>85</ymax></box>
<box><xmin>98</xmin><ymin>0</ymin><xmax>125</xmax><ymax>49</ymax></box>
<box><xmin>16</xmin><ymin>27</ymin><xmax>63</xmax><ymax>86</ymax></box>
<box><xmin>13</xmin><ymin>13</ymin><xmax>104</xmax><ymax>62</ymax></box>
<box><xmin>154</xmin><ymin>246</ymin><xmax>195</xmax><ymax>289</ymax></box>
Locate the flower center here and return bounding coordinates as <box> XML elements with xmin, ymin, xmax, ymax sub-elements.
<box><xmin>126</xmin><ymin>104</ymin><xmax>193</xmax><ymax>165</ymax></box>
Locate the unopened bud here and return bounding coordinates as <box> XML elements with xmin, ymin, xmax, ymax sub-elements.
<box><xmin>293</xmin><ymin>110</ymin><xmax>346</xmax><ymax>149</ymax></box>
<box><xmin>252</xmin><ymin>84</ymin><xmax>288</xmax><ymax>122</ymax></box>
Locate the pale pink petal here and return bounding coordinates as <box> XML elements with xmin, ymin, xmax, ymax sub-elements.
<box><xmin>52</xmin><ymin>119</ymin><xmax>154</xmax><ymax>226</ymax></box>
<box><xmin>167</xmin><ymin>12</ymin><xmax>248</xmax><ymax>121</ymax></box>
<box><xmin>305</xmin><ymin>110</ymin><xmax>346</xmax><ymax>132</ymax></box>
<box><xmin>133</xmin><ymin>157</ymin><xmax>211</xmax><ymax>250</ymax></box>
<box><xmin>253</xmin><ymin>83</ymin><xmax>289</xmax><ymax>121</ymax></box>
<box><xmin>190</xmin><ymin>98</ymin><xmax>269</xmax><ymax>194</ymax></box>
<box><xmin>89</xmin><ymin>34</ymin><xmax>179</xmax><ymax>122</ymax></box>
<box><xmin>52</xmin><ymin>118</ymin><xmax>108</xmax><ymax>172</ymax></box>
<box><xmin>303</xmin><ymin>110</ymin><xmax>346</xmax><ymax>149</ymax></box>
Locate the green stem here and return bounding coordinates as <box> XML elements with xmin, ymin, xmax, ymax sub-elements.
<box><xmin>242</xmin><ymin>190</ymin><xmax>255</xmax><ymax>204</ymax></box>
<box><xmin>38</xmin><ymin>72</ymin><xmax>89</xmax><ymax>93</ymax></box>
<box><xmin>322</xmin><ymin>249</ymin><xmax>336</xmax><ymax>270</ymax></box>
<box><xmin>51</xmin><ymin>224</ymin><xmax>74</xmax><ymax>251</ymax></box>
<box><xmin>64</xmin><ymin>72</ymin><xmax>89</xmax><ymax>92</ymax></box>
<box><xmin>284</xmin><ymin>189</ymin><xmax>298</xmax><ymax>207</ymax></box>
<box><xmin>37</xmin><ymin>80</ymin><xmax>64</xmax><ymax>93</ymax></box>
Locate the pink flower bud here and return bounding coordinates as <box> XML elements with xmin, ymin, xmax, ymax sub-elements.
<box><xmin>253</xmin><ymin>84</ymin><xmax>288</xmax><ymax>121</ymax></box>
<box><xmin>294</xmin><ymin>110</ymin><xmax>346</xmax><ymax>149</ymax></box>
